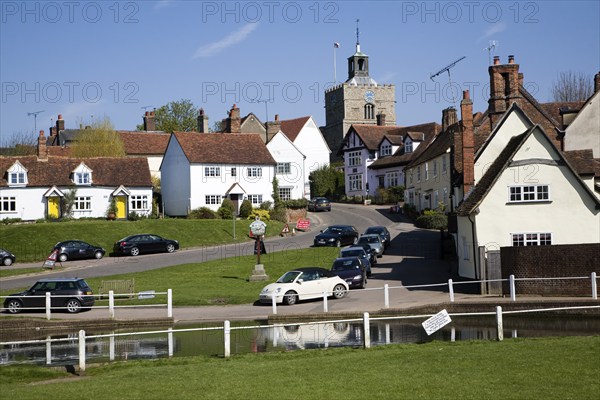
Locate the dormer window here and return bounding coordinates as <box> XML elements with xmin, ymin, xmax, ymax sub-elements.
<box><xmin>7</xmin><ymin>161</ymin><xmax>28</xmax><ymax>186</ymax></box>
<box><xmin>72</xmin><ymin>162</ymin><xmax>93</xmax><ymax>186</ymax></box>
<box><xmin>380</xmin><ymin>144</ymin><xmax>392</xmax><ymax>157</ymax></box>
<box><xmin>404</xmin><ymin>140</ymin><xmax>413</xmax><ymax>153</ymax></box>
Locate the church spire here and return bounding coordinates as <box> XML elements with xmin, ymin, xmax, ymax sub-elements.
<box><xmin>356</xmin><ymin>19</ymin><xmax>360</xmax><ymax>53</ymax></box>
<box><xmin>346</xmin><ymin>20</ymin><xmax>377</xmax><ymax>86</ymax></box>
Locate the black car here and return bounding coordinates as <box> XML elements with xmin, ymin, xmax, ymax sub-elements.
<box><xmin>0</xmin><ymin>247</ymin><xmax>15</xmax><ymax>266</ymax></box>
<box><xmin>340</xmin><ymin>246</ymin><xmax>372</xmax><ymax>276</ymax></box>
<box><xmin>364</xmin><ymin>226</ymin><xmax>392</xmax><ymax>248</ymax></box>
<box><xmin>331</xmin><ymin>257</ymin><xmax>367</xmax><ymax>289</ymax></box>
<box><xmin>113</xmin><ymin>234</ymin><xmax>179</xmax><ymax>256</ymax></box>
<box><xmin>314</xmin><ymin>225</ymin><xmax>359</xmax><ymax>247</ymax></box>
<box><xmin>3</xmin><ymin>278</ymin><xmax>94</xmax><ymax>314</ymax></box>
<box><xmin>354</xmin><ymin>243</ymin><xmax>378</xmax><ymax>265</ymax></box>
<box><xmin>53</xmin><ymin>240</ymin><xmax>105</xmax><ymax>262</ymax></box>
<box><xmin>307</xmin><ymin>197</ymin><xmax>331</xmax><ymax>212</ymax></box>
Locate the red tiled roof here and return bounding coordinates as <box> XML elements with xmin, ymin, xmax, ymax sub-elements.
<box><xmin>280</xmin><ymin>116</ymin><xmax>310</xmax><ymax>142</ymax></box>
<box><xmin>172</xmin><ymin>132</ymin><xmax>276</xmax><ymax>165</ymax></box>
<box><xmin>118</xmin><ymin>131</ymin><xmax>170</xmax><ymax>155</ymax></box>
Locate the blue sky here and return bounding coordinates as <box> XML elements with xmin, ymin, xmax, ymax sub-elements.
<box><xmin>1</xmin><ymin>1</ymin><xmax>599</xmax><ymax>143</ymax></box>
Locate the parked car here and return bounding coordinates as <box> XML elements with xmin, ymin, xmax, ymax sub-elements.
<box><xmin>0</xmin><ymin>247</ymin><xmax>15</xmax><ymax>266</ymax></box>
<box><xmin>259</xmin><ymin>267</ymin><xmax>349</xmax><ymax>305</ymax></box>
<box><xmin>357</xmin><ymin>234</ymin><xmax>384</xmax><ymax>258</ymax></box>
<box><xmin>364</xmin><ymin>226</ymin><xmax>391</xmax><ymax>249</ymax></box>
<box><xmin>113</xmin><ymin>234</ymin><xmax>179</xmax><ymax>256</ymax></box>
<box><xmin>340</xmin><ymin>246</ymin><xmax>372</xmax><ymax>276</ymax></box>
<box><xmin>3</xmin><ymin>278</ymin><xmax>94</xmax><ymax>314</ymax></box>
<box><xmin>307</xmin><ymin>197</ymin><xmax>331</xmax><ymax>212</ymax></box>
<box><xmin>52</xmin><ymin>240</ymin><xmax>105</xmax><ymax>262</ymax></box>
<box><xmin>331</xmin><ymin>257</ymin><xmax>367</xmax><ymax>289</ymax></box>
<box><xmin>353</xmin><ymin>243</ymin><xmax>378</xmax><ymax>265</ymax></box>
<box><xmin>314</xmin><ymin>225</ymin><xmax>359</xmax><ymax>247</ymax></box>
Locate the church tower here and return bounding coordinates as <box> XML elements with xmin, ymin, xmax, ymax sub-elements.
<box><xmin>322</xmin><ymin>24</ymin><xmax>396</xmax><ymax>160</ymax></box>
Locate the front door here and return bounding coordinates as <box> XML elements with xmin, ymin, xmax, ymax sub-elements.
<box><xmin>116</xmin><ymin>196</ymin><xmax>127</xmax><ymax>219</ymax></box>
<box><xmin>48</xmin><ymin>197</ymin><xmax>60</xmax><ymax>219</ymax></box>
<box><xmin>230</xmin><ymin>194</ymin><xmax>240</xmax><ymax>215</ymax></box>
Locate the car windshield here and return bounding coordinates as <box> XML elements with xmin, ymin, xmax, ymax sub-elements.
<box><xmin>366</xmin><ymin>228</ymin><xmax>383</xmax><ymax>235</ymax></box>
<box><xmin>359</xmin><ymin>236</ymin><xmax>379</xmax><ymax>244</ymax></box>
<box><xmin>332</xmin><ymin>260</ymin><xmax>360</xmax><ymax>271</ymax></box>
<box><xmin>323</xmin><ymin>227</ymin><xmax>342</xmax><ymax>233</ymax></box>
<box><xmin>277</xmin><ymin>271</ymin><xmax>301</xmax><ymax>283</ymax></box>
<box><xmin>341</xmin><ymin>249</ymin><xmax>364</xmax><ymax>258</ymax></box>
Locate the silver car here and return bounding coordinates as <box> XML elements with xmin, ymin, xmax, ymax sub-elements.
<box><xmin>356</xmin><ymin>234</ymin><xmax>384</xmax><ymax>258</ymax></box>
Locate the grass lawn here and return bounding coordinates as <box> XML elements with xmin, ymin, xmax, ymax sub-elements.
<box><xmin>0</xmin><ymin>219</ymin><xmax>284</xmax><ymax>263</ymax></box>
<box><xmin>0</xmin><ymin>336</ymin><xmax>598</xmax><ymax>399</ymax></box>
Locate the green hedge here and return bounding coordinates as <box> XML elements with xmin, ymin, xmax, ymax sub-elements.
<box><xmin>415</xmin><ymin>213</ymin><xmax>448</xmax><ymax>230</ymax></box>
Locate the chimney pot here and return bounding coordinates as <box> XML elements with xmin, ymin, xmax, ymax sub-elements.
<box><xmin>463</xmin><ymin>90</ymin><xmax>470</xmax><ymax>100</ymax></box>
<box><xmin>493</xmin><ymin>56</ymin><xmax>500</xmax><ymax>65</ymax></box>
<box><xmin>508</xmin><ymin>55</ymin><xmax>515</xmax><ymax>64</ymax></box>
<box><xmin>39</xmin><ymin>130</ymin><xmax>44</xmax><ymax>137</ymax></box>
<box><xmin>58</xmin><ymin>114</ymin><xmax>63</xmax><ymax>120</ymax></box>
<box><xmin>275</xmin><ymin>114</ymin><xmax>279</xmax><ymax>121</ymax></box>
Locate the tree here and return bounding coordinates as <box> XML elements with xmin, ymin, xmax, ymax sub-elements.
<box><xmin>551</xmin><ymin>71</ymin><xmax>594</xmax><ymax>102</ymax></box>
<box><xmin>136</xmin><ymin>99</ymin><xmax>198</xmax><ymax>133</ymax></box>
<box><xmin>70</xmin><ymin>117</ymin><xmax>126</xmax><ymax>158</ymax></box>
<box><xmin>0</xmin><ymin>131</ymin><xmax>36</xmax><ymax>156</ymax></box>
<box><xmin>272</xmin><ymin>177</ymin><xmax>281</xmax><ymax>208</ymax></box>
<box><xmin>309</xmin><ymin>164</ymin><xmax>345</xmax><ymax>198</ymax></box>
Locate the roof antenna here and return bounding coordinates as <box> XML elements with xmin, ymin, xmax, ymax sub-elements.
<box><xmin>430</xmin><ymin>56</ymin><xmax>466</xmax><ymax>107</ymax></box>
<box><xmin>27</xmin><ymin>110</ymin><xmax>45</xmax><ymax>133</ymax></box>
<box><xmin>484</xmin><ymin>40</ymin><xmax>498</xmax><ymax>66</ymax></box>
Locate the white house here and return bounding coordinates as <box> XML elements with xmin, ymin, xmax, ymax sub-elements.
<box><xmin>563</xmin><ymin>83</ymin><xmax>600</xmax><ymax>158</ymax></box>
<box><xmin>266</xmin><ymin>131</ymin><xmax>306</xmax><ymax>200</ymax></box>
<box><xmin>280</xmin><ymin>116</ymin><xmax>331</xmax><ymax>177</ymax></box>
<box><xmin>160</xmin><ymin>132</ymin><xmax>277</xmax><ymax>216</ymax></box>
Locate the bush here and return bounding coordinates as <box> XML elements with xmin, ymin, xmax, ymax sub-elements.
<box><xmin>188</xmin><ymin>207</ymin><xmax>218</xmax><ymax>219</ymax></box>
<box><xmin>1</xmin><ymin>218</ymin><xmax>23</xmax><ymax>225</ymax></box>
<box><xmin>415</xmin><ymin>212</ymin><xmax>448</xmax><ymax>230</ymax></box>
<box><xmin>259</xmin><ymin>201</ymin><xmax>272</xmax><ymax>210</ymax></box>
<box><xmin>218</xmin><ymin>198</ymin><xmax>235</xmax><ymax>219</ymax></box>
<box><xmin>239</xmin><ymin>200</ymin><xmax>253</xmax><ymax>218</ymax></box>
<box><xmin>248</xmin><ymin>208</ymin><xmax>270</xmax><ymax>221</ymax></box>
<box><xmin>281</xmin><ymin>198</ymin><xmax>308</xmax><ymax>209</ymax></box>
<box><xmin>269</xmin><ymin>206</ymin><xmax>287</xmax><ymax>223</ymax></box>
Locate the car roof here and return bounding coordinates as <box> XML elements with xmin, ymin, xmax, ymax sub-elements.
<box><xmin>360</xmin><ymin>234</ymin><xmax>380</xmax><ymax>238</ymax></box>
<box><xmin>36</xmin><ymin>278</ymin><xmax>86</xmax><ymax>282</ymax></box>
<box><xmin>327</xmin><ymin>225</ymin><xmax>354</xmax><ymax>229</ymax></box>
<box><xmin>291</xmin><ymin>267</ymin><xmax>330</xmax><ymax>273</ymax></box>
<box><xmin>365</xmin><ymin>226</ymin><xmax>386</xmax><ymax>231</ymax></box>
<box><xmin>334</xmin><ymin>256</ymin><xmax>361</xmax><ymax>262</ymax></box>
<box><xmin>342</xmin><ymin>246</ymin><xmax>367</xmax><ymax>252</ymax></box>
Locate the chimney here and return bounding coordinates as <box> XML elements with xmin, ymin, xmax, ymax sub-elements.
<box><xmin>226</xmin><ymin>104</ymin><xmax>241</xmax><ymax>133</ymax></box>
<box><xmin>197</xmin><ymin>108</ymin><xmax>209</xmax><ymax>133</ymax></box>
<box><xmin>56</xmin><ymin>114</ymin><xmax>65</xmax><ymax>132</ymax></box>
<box><xmin>266</xmin><ymin>114</ymin><xmax>281</xmax><ymax>143</ymax></box>
<box><xmin>508</xmin><ymin>54</ymin><xmax>515</xmax><ymax>64</ymax></box>
<box><xmin>37</xmin><ymin>130</ymin><xmax>47</xmax><ymax>160</ymax></box>
<box><xmin>460</xmin><ymin>90</ymin><xmax>474</xmax><ymax>195</ymax></box>
<box><xmin>442</xmin><ymin>107</ymin><xmax>457</xmax><ymax>132</ymax></box>
<box><xmin>143</xmin><ymin>111</ymin><xmax>156</xmax><ymax>131</ymax></box>
<box><xmin>493</xmin><ymin>56</ymin><xmax>500</xmax><ymax>65</ymax></box>
<box><xmin>376</xmin><ymin>113</ymin><xmax>386</xmax><ymax>126</ymax></box>
<box><xmin>488</xmin><ymin>54</ymin><xmax>521</xmax><ymax>119</ymax></box>
<box><xmin>595</xmin><ymin>72</ymin><xmax>600</xmax><ymax>93</ymax></box>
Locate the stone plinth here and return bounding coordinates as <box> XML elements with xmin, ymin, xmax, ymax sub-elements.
<box><xmin>248</xmin><ymin>264</ymin><xmax>269</xmax><ymax>281</ymax></box>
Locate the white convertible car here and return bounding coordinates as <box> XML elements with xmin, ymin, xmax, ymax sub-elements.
<box><xmin>259</xmin><ymin>267</ymin><xmax>349</xmax><ymax>305</ymax></box>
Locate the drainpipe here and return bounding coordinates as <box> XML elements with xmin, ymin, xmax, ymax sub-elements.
<box><xmin>468</xmin><ymin>211</ymin><xmax>478</xmax><ymax>280</ymax></box>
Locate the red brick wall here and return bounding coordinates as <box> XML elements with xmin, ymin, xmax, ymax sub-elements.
<box><xmin>500</xmin><ymin>244</ymin><xmax>599</xmax><ymax>296</ymax></box>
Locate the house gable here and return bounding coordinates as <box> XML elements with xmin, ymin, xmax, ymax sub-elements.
<box><xmin>6</xmin><ymin>160</ymin><xmax>28</xmax><ymax>187</ymax></box>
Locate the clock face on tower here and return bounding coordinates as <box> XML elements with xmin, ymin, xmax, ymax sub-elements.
<box><xmin>364</xmin><ymin>90</ymin><xmax>375</xmax><ymax>103</ymax></box>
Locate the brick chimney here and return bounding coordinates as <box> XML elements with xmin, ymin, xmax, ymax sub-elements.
<box><xmin>595</xmin><ymin>72</ymin><xmax>600</xmax><ymax>93</ymax></box>
<box><xmin>197</xmin><ymin>108</ymin><xmax>209</xmax><ymax>133</ymax></box>
<box><xmin>266</xmin><ymin>114</ymin><xmax>281</xmax><ymax>143</ymax></box>
<box><xmin>442</xmin><ymin>107</ymin><xmax>457</xmax><ymax>132</ymax></box>
<box><xmin>143</xmin><ymin>111</ymin><xmax>156</xmax><ymax>131</ymax></box>
<box><xmin>226</xmin><ymin>104</ymin><xmax>241</xmax><ymax>133</ymax></box>
<box><xmin>376</xmin><ymin>113</ymin><xmax>386</xmax><ymax>126</ymax></box>
<box><xmin>37</xmin><ymin>130</ymin><xmax>47</xmax><ymax>160</ymax></box>
<box><xmin>56</xmin><ymin>114</ymin><xmax>65</xmax><ymax>132</ymax></box>
<box><xmin>488</xmin><ymin>55</ymin><xmax>521</xmax><ymax>120</ymax></box>
<box><xmin>460</xmin><ymin>90</ymin><xmax>474</xmax><ymax>195</ymax></box>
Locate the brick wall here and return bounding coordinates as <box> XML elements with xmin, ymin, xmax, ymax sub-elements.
<box><xmin>500</xmin><ymin>244</ymin><xmax>599</xmax><ymax>296</ymax></box>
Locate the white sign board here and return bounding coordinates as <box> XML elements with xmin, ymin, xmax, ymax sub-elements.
<box><xmin>422</xmin><ymin>309</ymin><xmax>452</xmax><ymax>336</ymax></box>
<box><xmin>138</xmin><ymin>290</ymin><xmax>156</xmax><ymax>300</ymax></box>
<box><xmin>249</xmin><ymin>220</ymin><xmax>267</xmax><ymax>236</ymax></box>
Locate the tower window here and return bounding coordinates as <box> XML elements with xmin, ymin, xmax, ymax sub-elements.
<box><xmin>358</xmin><ymin>58</ymin><xmax>365</xmax><ymax>71</ymax></box>
<box><xmin>364</xmin><ymin>104</ymin><xmax>375</xmax><ymax>119</ymax></box>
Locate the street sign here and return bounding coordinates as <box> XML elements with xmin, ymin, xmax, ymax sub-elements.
<box><xmin>422</xmin><ymin>309</ymin><xmax>452</xmax><ymax>335</ymax></box>
<box><xmin>296</xmin><ymin>219</ymin><xmax>310</xmax><ymax>231</ymax></box>
<box><xmin>249</xmin><ymin>219</ymin><xmax>267</xmax><ymax>236</ymax></box>
<box><xmin>280</xmin><ymin>224</ymin><xmax>290</xmax><ymax>235</ymax></box>
<box><xmin>43</xmin><ymin>249</ymin><xmax>58</xmax><ymax>269</ymax></box>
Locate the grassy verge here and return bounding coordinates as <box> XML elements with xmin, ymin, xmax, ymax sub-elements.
<box><xmin>0</xmin><ymin>268</ymin><xmax>41</xmax><ymax>279</ymax></box>
<box><xmin>0</xmin><ymin>336</ymin><xmax>598</xmax><ymax>399</ymax></box>
<box><xmin>1</xmin><ymin>247</ymin><xmax>341</xmax><ymax>305</ymax></box>
<box><xmin>0</xmin><ymin>219</ymin><xmax>284</xmax><ymax>263</ymax></box>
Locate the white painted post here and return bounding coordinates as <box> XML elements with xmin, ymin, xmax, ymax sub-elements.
<box><xmin>168</xmin><ymin>328</ymin><xmax>173</xmax><ymax>357</ymax></box>
<box><xmin>384</xmin><ymin>284</ymin><xmax>389</xmax><ymax>309</ymax></box>
<box><xmin>385</xmin><ymin>323</ymin><xmax>391</xmax><ymax>345</ymax></box>
<box><xmin>496</xmin><ymin>306</ymin><xmax>504</xmax><ymax>341</ymax></box>
<box><xmin>46</xmin><ymin>336</ymin><xmax>52</xmax><ymax>365</ymax></box>
<box><xmin>509</xmin><ymin>275</ymin><xmax>516</xmax><ymax>302</ymax></box>
<box><xmin>78</xmin><ymin>329</ymin><xmax>86</xmax><ymax>374</ymax></box>
<box><xmin>108</xmin><ymin>290</ymin><xmax>115</xmax><ymax>319</ymax></box>
<box><xmin>167</xmin><ymin>289</ymin><xmax>173</xmax><ymax>318</ymax></box>
<box><xmin>448</xmin><ymin>279</ymin><xmax>455</xmax><ymax>302</ymax></box>
<box><xmin>45</xmin><ymin>292</ymin><xmax>51</xmax><ymax>320</ymax></box>
<box><xmin>591</xmin><ymin>272</ymin><xmax>597</xmax><ymax>300</ymax></box>
<box><xmin>271</xmin><ymin>294</ymin><xmax>277</xmax><ymax>315</ymax></box>
<box><xmin>109</xmin><ymin>333</ymin><xmax>115</xmax><ymax>361</ymax></box>
<box><xmin>323</xmin><ymin>291</ymin><xmax>328</xmax><ymax>313</ymax></box>
<box><xmin>451</xmin><ymin>326</ymin><xmax>456</xmax><ymax>342</ymax></box>
<box><xmin>223</xmin><ymin>320</ymin><xmax>231</xmax><ymax>358</ymax></box>
<box><xmin>363</xmin><ymin>312</ymin><xmax>371</xmax><ymax>349</ymax></box>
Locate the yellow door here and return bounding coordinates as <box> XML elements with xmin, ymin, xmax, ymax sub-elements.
<box><xmin>116</xmin><ymin>196</ymin><xmax>127</xmax><ymax>219</ymax></box>
<box><xmin>48</xmin><ymin>197</ymin><xmax>60</xmax><ymax>219</ymax></box>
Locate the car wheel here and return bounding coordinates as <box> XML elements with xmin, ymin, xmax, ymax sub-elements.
<box><xmin>332</xmin><ymin>284</ymin><xmax>347</xmax><ymax>299</ymax></box>
<box><xmin>130</xmin><ymin>247</ymin><xmax>140</xmax><ymax>256</ymax></box>
<box><xmin>94</xmin><ymin>251</ymin><xmax>103</xmax><ymax>259</ymax></box>
<box><xmin>2</xmin><ymin>257</ymin><xmax>13</xmax><ymax>266</ymax></box>
<box><xmin>283</xmin><ymin>291</ymin><xmax>298</xmax><ymax>305</ymax></box>
<box><xmin>327</xmin><ymin>207</ymin><xmax>331</xmax><ymax>212</ymax></box>
<box><xmin>335</xmin><ymin>240</ymin><xmax>341</xmax><ymax>247</ymax></box>
<box><xmin>58</xmin><ymin>253</ymin><xmax>68</xmax><ymax>262</ymax></box>
<box><xmin>166</xmin><ymin>244</ymin><xmax>176</xmax><ymax>253</ymax></box>
<box><xmin>6</xmin><ymin>299</ymin><xmax>22</xmax><ymax>313</ymax></box>
<box><xmin>66</xmin><ymin>299</ymin><xmax>81</xmax><ymax>313</ymax></box>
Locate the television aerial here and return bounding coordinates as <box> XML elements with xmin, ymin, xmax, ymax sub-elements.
<box><xmin>484</xmin><ymin>40</ymin><xmax>499</xmax><ymax>65</ymax></box>
<box><xmin>27</xmin><ymin>110</ymin><xmax>45</xmax><ymax>133</ymax></box>
<box><xmin>141</xmin><ymin>105</ymin><xmax>154</xmax><ymax>111</ymax></box>
<box><xmin>430</xmin><ymin>56</ymin><xmax>466</xmax><ymax>106</ymax></box>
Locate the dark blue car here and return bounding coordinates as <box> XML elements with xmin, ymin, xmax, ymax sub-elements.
<box><xmin>314</xmin><ymin>225</ymin><xmax>359</xmax><ymax>247</ymax></box>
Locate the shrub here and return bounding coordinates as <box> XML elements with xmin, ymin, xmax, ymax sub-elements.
<box><xmin>128</xmin><ymin>211</ymin><xmax>141</xmax><ymax>221</ymax></box>
<box><xmin>259</xmin><ymin>201</ymin><xmax>272</xmax><ymax>210</ymax></box>
<box><xmin>248</xmin><ymin>208</ymin><xmax>270</xmax><ymax>221</ymax></box>
<box><xmin>281</xmin><ymin>198</ymin><xmax>308</xmax><ymax>209</ymax></box>
<box><xmin>188</xmin><ymin>207</ymin><xmax>218</xmax><ymax>219</ymax></box>
<box><xmin>218</xmin><ymin>198</ymin><xmax>235</xmax><ymax>219</ymax></box>
<box><xmin>269</xmin><ymin>206</ymin><xmax>287</xmax><ymax>223</ymax></box>
<box><xmin>1</xmin><ymin>218</ymin><xmax>23</xmax><ymax>225</ymax></box>
<box><xmin>239</xmin><ymin>200</ymin><xmax>253</xmax><ymax>218</ymax></box>
<box><xmin>416</xmin><ymin>212</ymin><xmax>448</xmax><ymax>230</ymax></box>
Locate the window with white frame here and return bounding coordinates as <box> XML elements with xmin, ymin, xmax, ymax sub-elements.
<box><xmin>205</xmin><ymin>195</ymin><xmax>221</xmax><ymax>205</ymax></box>
<box><xmin>425</xmin><ymin>163</ymin><xmax>430</xmax><ymax>180</ymax></box>
<box><xmin>204</xmin><ymin>166</ymin><xmax>221</xmax><ymax>177</ymax></box>
<box><xmin>247</xmin><ymin>167</ymin><xmax>262</xmax><ymax>177</ymax></box>
<box><xmin>0</xmin><ymin>196</ymin><xmax>16</xmax><ymax>212</ymax></box>
<box><xmin>442</xmin><ymin>155</ymin><xmax>447</xmax><ymax>174</ymax></box>
<box><xmin>279</xmin><ymin>187</ymin><xmax>292</xmax><ymax>201</ymax></box>
<box><xmin>508</xmin><ymin>185</ymin><xmax>550</xmax><ymax>203</ymax></box>
<box><xmin>417</xmin><ymin>166</ymin><xmax>421</xmax><ymax>182</ymax></box>
<box><xmin>7</xmin><ymin>162</ymin><xmax>28</xmax><ymax>186</ymax></box>
<box><xmin>408</xmin><ymin>170</ymin><xmax>413</xmax><ymax>185</ymax></box>
<box><xmin>348</xmin><ymin>174</ymin><xmax>363</xmax><ymax>191</ymax></box>
<box><xmin>231</xmin><ymin>167</ymin><xmax>237</xmax><ymax>177</ymax></box>
<box><xmin>276</xmin><ymin>163</ymin><xmax>291</xmax><ymax>174</ymax></box>
<box><xmin>404</xmin><ymin>140</ymin><xmax>413</xmax><ymax>153</ymax></box>
<box><xmin>511</xmin><ymin>233</ymin><xmax>552</xmax><ymax>246</ymax></box>
<box><xmin>433</xmin><ymin>160</ymin><xmax>438</xmax><ymax>177</ymax></box>
<box><xmin>380</xmin><ymin>144</ymin><xmax>392</xmax><ymax>156</ymax></box>
<box><xmin>248</xmin><ymin>194</ymin><xmax>263</xmax><ymax>205</ymax></box>
<box><xmin>347</xmin><ymin>151</ymin><xmax>362</xmax><ymax>167</ymax></box>
<box><xmin>75</xmin><ymin>172</ymin><xmax>91</xmax><ymax>185</ymax></box>
<box><xmin>386</xmin><ymin>171</ymin><xmax>399</xmax><ymax>187</ymax></box>
<box><xmin>74</xmin><ymin>196</ymin><xmax>91</xmax><ymax>211</ymax></box>
<box><xmin>130</xmin><ymin>195</ymin><xmax>148</xmax><ymax>210</ymax></box>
